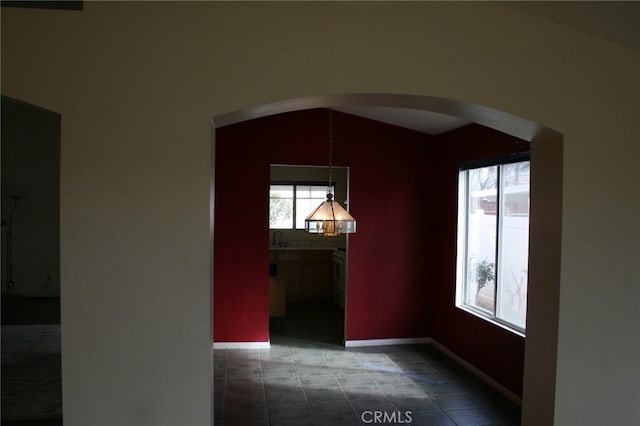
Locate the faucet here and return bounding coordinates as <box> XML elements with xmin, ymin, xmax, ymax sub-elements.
<box><xmin>272</xmin><ymin>231</ymin><xmax>284</xmax><ymax>247</ymax></box>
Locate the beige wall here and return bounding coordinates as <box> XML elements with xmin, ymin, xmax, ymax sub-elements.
<box><xmin>2</xmin><ymin>2</ymin><xmax>638</xmax><ymax>425</ymax></box>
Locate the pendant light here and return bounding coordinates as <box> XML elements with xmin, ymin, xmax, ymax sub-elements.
<box><xmin>305</xmin><ymin>110</ymin><xmax>357</xmax><ymax>236</ymax></box>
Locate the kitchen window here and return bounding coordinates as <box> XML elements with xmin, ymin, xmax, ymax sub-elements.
<box><xmin>269</xmin><ymin>182</ymin><xmax>334</xmax><ymax>230</ymax></box>
<box><xmin>455</xmin><ymin>156</ymin><xmax>530</xmax><ymax>335</ymax></box>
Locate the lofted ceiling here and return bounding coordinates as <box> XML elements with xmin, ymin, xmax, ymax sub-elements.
<box><xmin>334</xmin><ymin>106</ymin><xmax>470</xmax><ymax>135</ymax></box>
<box><xmin>503</xmin><ymin>1</ymin><xmax>640</xmax><ymax>52</ymax></box>
<box><xmin>338</xmin><ymin>2</ymin><xmax>640</xmax><ymax>136</ymax></box>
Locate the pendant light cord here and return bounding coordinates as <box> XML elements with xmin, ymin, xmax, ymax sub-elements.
<box><xmin>328</xmin><ymin>109</ymin><xmax>333</xmax><ymax>192</ymax></box>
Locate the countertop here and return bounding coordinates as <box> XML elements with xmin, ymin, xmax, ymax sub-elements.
<box><xmin>269</xmin><ymin>246</ymin><xmax>342</xmax><ymax>251</ymax></box>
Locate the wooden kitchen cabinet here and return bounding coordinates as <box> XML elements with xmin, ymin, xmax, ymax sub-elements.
<box><xmin>270</xmin><ymin>250</ymin><xmax>332</xmax><ymax>300</ymax></box>
<box><xmin>302</xmin><ymin>260</ymin><xmax>331</xmax><ymax>296</ymax></box>
<box><xmin>280</xmin><ymin>261</ymin><xmax>303</xmax><ymax>298</ymax></box>
<box><xmin>269</xmin><ymin>277</ymin><xmax>286</xmax><ymax>317</ymax></box>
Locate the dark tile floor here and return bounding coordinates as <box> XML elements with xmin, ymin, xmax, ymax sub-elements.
<box><xmin>1</xmin><ymin>297</ymin><xmax>62</xmax><ymax>425</ymax></box>
<box><xmin>1</xmin><ymin>297</ymin><xmax>61</xmax><ymax>326</ymax></box>
<box><xmin>214</xmin><ymin>301</ymin><xmax>521</xmax><ymax>425</ymax></box>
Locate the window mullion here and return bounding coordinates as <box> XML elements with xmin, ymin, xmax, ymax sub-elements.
<box><xmin>493</xmin><ymin>165</ymin><xmax>502</xmax><ymax>319</ymax></box>
<box><xmin>292</xmin><ymin>184</ymin><xmax>297</xmax><ymax>229</ymax></box>
<box><xmin>463</xmin><ymin>171</ymin><xmax>470</xmax><ymax>306</ymax></box>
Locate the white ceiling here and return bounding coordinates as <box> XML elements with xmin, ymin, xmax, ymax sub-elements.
<box><xmin>336</xmin><ymin>2</ymin><xmax>640</xmax><ymax>136</ymax></box>
<box><xmin>334</xmin><ymin>106</ymin><xmax>470</xmax><ymax>135</ymax></box>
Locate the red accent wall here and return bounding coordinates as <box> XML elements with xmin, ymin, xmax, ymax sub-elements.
<box><xmin>338</xmin><ymin>115</ymin><xmax>433</xmax><ymax>340</ymax></box>
<box><xmin>214</xmin><ymin>109</ymin><xmax>433</xmax><ymax>342</ymax></box>
<box><xmin>430</xmin><ymin>124</ymin><xmax>530</xmax><ymax>396</ymax></box>
<box><xmin>214</xmin><ymin>112</ymin><xmax>528</xmax><ymax>397</ymax></box>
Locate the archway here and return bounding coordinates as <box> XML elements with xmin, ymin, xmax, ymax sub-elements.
<box><xmin>211</xmin><ymin>93</ymin><xmax>563</xmax><ymax>425</ymax></box>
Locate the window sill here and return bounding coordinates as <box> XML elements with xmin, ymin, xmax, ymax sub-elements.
<box><xmin>456</xmin><ymin>304</ymin><xmax>526</xmax><ymax>338</ymax></box>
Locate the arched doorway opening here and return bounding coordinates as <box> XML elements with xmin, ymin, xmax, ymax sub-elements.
<box><xmin>211</xmin><ymin>93</ymin><xmax>563</xmax><ymax>425</ymax></box>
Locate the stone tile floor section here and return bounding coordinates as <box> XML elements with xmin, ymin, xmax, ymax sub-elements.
<box><xmin>214</xmin><ymin>302</ymin><xmax>521</xmax><ymax>425</ymax></box>
<box><xmin>2</xmin><ymin>298</ymin><xmax>62</xmax><ymax>424</ymax></box>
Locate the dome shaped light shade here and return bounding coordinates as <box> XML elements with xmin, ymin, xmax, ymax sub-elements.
<box><xmin>305</xmin><ymin>193</ymin><xmax>356</xmax><ymax>236</ymax></box>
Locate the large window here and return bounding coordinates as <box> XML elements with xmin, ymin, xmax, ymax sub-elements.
<box><xmin>456</xmin><ymin>158</ymin><xmax>530</xmax><ymax>334</ymax></box>
<box><xmin>269</xmin><ymin>182</ymin><xmax>334</xmax><ymax>230</ymax></box>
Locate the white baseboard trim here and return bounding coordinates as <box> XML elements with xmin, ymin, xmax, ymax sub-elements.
<box><xmin>344</xmin><ymin>337</ymin><xmax>432</xmax><ymax>348</ymax></box>
<box><xmin>430</xmin><ymin>339</ymin><xmax>522</xmax><ymax>405</ymax></box>
<box><xmin>213</xmin><ymin>341</ymin><xmax>270</xmax><ymax>349</ymax></box>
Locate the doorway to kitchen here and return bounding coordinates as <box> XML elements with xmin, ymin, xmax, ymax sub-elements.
<box><xmin>268</xmin><ymin>164</ymin><xmax>350</xmax><ymax>346</ymax></box>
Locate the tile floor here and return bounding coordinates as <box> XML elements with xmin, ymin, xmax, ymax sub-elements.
<box><xmin>1</xmin><ymin>422</ymin><xmax>62</xmax><ymax>426</ymax></box>
<box><xmin>214</xmin><ymin>301</ymin><xmax>521</xmax><ymax>425</ymax></box>
<box><xmin>2</xmin><ymin>298</ymin><xmax>62</xmax><ymax>425</ymax></box>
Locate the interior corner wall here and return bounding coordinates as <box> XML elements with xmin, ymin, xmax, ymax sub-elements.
<box><xmin>214</xmin><ymin>109</ymin><xmax>433</xmax><ymax>342</ymax></box>
<box><xmin>430</xmin><ymin>124</ymin><xmax>530</xmax><ymax>397</ymax></box>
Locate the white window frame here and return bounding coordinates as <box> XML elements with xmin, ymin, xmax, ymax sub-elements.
<box><xmin>269</xmin><ymin>182</ymin><xmax>335</xmax><ymax>230</ymax></box>
<box><xmin>455</xmin><ymin>155</ymin><xmax>530</xmax><ymax>336</ymax></box>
